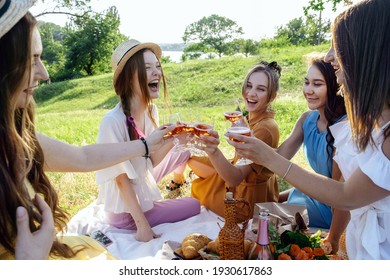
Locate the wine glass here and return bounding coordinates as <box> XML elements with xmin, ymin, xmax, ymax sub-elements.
<box><xmin>163</xmin><ymin>113</ymin><xmax>187</xmax><ymax>152</ymax></box>
<box><xmin>227</xmin><ymin>126</ymin><xmax>253</xmax><ymax>166</ymax></box>
<box><xmin>192</xmin><ymin>115</ymin><xmax>214</xmax><ymax>156</ymax></box>
<box><xmin>223</xmin><ymin>99</ymin><xmax>244</xmax><ymax>127</ymax></box>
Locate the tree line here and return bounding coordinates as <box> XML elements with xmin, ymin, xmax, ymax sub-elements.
<box><xmin>36</xmin><ymin>0</ymin><xmax>352</xmax><ymax>82</ymax></box>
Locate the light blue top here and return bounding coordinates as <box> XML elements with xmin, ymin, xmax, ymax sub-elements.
<box><xmin>287</xmin><ymin>110</ymin><xmax>338</xmax><ymax>229</ymax></box>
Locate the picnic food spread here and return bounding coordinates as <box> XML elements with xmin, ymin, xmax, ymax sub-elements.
<box><xmin>178</xmin><ymin>233</ymin><xmax>256</xmax><ymax>260</ymax></box>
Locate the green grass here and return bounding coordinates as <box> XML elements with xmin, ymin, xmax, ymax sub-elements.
<box><xmin>34</xmin><ymin>44</ymin><xmax>324</xmax><ymax>216</ymax></box>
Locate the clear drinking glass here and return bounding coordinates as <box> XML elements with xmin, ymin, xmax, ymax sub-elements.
<box><xmin>223</xmin><ymin>98</ymin><xmax>245</xmax><ymax>127</ymax></box>
<box><xmin>163</xmin><ymin>113</ymin><xmax>186</xmax><ymax>152</ymax></box>
<box><xmin>227</xmin><ymin>126</ymin><xmax>253</xmax><ymax>166</ymax></box>
<box><xmin>192</xmin><ymin>115</ymin><xmax>214</xmax><ymax>156</ymax></box>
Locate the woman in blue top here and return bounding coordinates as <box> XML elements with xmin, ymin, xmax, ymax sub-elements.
<box><xmin>277</xmin><ymin>54</ymin><xmax>349</xmax><ymax>250</ymax></box>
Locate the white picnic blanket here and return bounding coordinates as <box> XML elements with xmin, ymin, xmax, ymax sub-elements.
<box><xmin>64</xmin><ymin>201</ymin><xmax>226</xmax><ymax>260</ymax></box>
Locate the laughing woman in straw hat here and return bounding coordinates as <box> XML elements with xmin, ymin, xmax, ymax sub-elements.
<box><xmin>0</xmin><ymin>0</ymin><xmax>175</xmax><ymax>259</ymax></box>
<box><xmin>95</xmin><ymin>40</ymin><xmax>200</xmax><ymax>242</ymax></box>
<box><xmin>227</xmin><ymin>0</ymin><xmax>390</xmax><ymax>259</ymax></box>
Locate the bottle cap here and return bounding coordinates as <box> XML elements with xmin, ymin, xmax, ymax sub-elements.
<box><xmin>226</xmin><ymin>192</ymin><xmax>233</xmax><ymax>200</ymax></box>
<box><xmin>259</xmin><ymin>209</ymin><xmax>269</xmax><ymax>219</ymax></box>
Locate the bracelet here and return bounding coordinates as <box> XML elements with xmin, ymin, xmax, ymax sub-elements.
<box><xmin>282</xmin><ymin>162</ymin><xmax>293</xmax><ymax>180</ymax></box>
<box><xmin>139</xmin><ymin>137</ymin><xmax>150</xmax><ymax>158</ymax></box>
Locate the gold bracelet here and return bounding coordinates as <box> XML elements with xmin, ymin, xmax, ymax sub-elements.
<box><xmin>282</xmin><ymin>162</ymin><xmax>293</xmax><ymax>180</ymax></box>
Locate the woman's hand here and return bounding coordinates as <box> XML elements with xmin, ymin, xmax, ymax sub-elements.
<box><xmin>225</xmin><ymin>132</ymin><xmax>269</xmax><ymax>165</ymax></box>
<box><xmin>135</xmin><ymin>223</ymin><xmax>160</xmax><ymax>242</ymax></box>
<box><xmin>324</xmin><ymin>236</ymin><xmax>339</xmax><ymax>255</ymax></box>
<box><xmin>195</xmin><ymin>130</ymin><xmax>220</xmax><ymax>155</ymax></box>
<box><xmin>146</xmin><ymin>124</ymin><xmax>176</xmax><ymax>153</ymax></box>
<box><xmin>15</xmin><ymin>195</ymin><xmax>56</xmax><ymax>260</ymax></box>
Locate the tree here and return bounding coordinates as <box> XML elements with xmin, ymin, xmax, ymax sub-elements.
<box><xmin>304</xmin><ymin>0</ymin><xmax>353</xmax><ymax>13</ymax></box>
<box><xmin>305</xmin><ymin>14</ymin><xmax>331</xmax><ymax>45</ymax></box>
<box><xmin>35</xmin><ymin>0</ymin><xmax>92</xmax><ymax>19</ymax></box>
<box><xmin>303</xmin><ymin>0</ymin><xmax>353</xmax><ymax>44</ymax></box>
<box><xmin>182</xmin><ymin>14</ymin><xmax>243</xmax><ymax>57</ymax></box>
<box><xmin>39</xmin><ymin>22</ymin><xmax>67</xmax><ymax>81</ymax></box>
<box><xmin>275</xmin><ymin>15</ymin><xmax>330</xmax><ymax>46</ymax></box>
<box><xmin>64</xmin><ymin>6</ymin><xmax>126</xmax><ymax>76</ymax></box>
<box><xmin>275</xmin><ymin>17</ymin><xmax>307</xmax><ymax>45</ymax></box>
<box><xmin>226</xmin><ymin>39</ymin><xmax>259</xmax><ymax>57</ymax></box>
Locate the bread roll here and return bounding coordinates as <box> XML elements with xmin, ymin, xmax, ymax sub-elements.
<box><xmin>181</xmin><ymin>233</ymin><xmax>210</xmax><ymax>259</ymax></box>
<box><xmin>206</xmin><ymin>238</ymin><xmax>220</xmax><ymax>254</ymax></box>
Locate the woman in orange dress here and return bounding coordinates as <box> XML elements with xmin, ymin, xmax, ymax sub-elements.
<box><xmin>189</xmin><ymin>62</ymin><xmax>282</xmax><ymax>218</ymax></box>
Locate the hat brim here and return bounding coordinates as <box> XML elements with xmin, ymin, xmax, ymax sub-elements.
<box><xmin>0</xmin><ymin>0</ymin><xmax>36</xmax><ymax>39</ymax></box>
<box><xmin>113</xmin><ymin>42</ymin><xmax>162</xmax><ymax>84</ymax></box>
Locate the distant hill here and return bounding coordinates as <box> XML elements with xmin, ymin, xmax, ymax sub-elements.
<box><xmin>159</xmin><ymin>43</ymin><xmax>190</xmax><ymax>51</ymax></box>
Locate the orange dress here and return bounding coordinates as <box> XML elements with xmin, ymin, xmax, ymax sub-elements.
<box><xmin>191</xmin><ymin>110</ymin><xmax>280</xmax><ymax>218</ymax></box>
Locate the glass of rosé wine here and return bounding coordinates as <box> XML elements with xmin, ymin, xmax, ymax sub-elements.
<box><xmin>163</xmin><ymin>113</ymin><xmax>195</xmax><ymax>153</ymax></box>
<box><xmin>227</xmin><ymin>126</ymin><xmax>253</xmax><ymax>165</ymax></box>
<box><xmin>191</xmin><ymin>116</ymin><xmax>214</xmax><ymax>156</ymax></box>
<box><xmin>223</xmin><ymin>98</ymin><xmax>248</xmax><ymax>128</ymax></box>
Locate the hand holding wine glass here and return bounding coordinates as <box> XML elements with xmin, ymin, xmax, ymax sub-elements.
<box><xmin>192</xmin><ymin>115</ymin><xmax>215</xmax><ymax>156</ymax></box>
<box><xmin>162</xmin><ymin>113</ymin><xmax>194</xmax><ymax>152</ymax></box>
<box><xmin>163</xmin><ymin>113</ymin><xmax>185</xmax><ymax>151</ymax></box>
<box><xmin>226</xmin><ymin>124</ymin><xmax>253</xmax><ymax>166</ymax></box>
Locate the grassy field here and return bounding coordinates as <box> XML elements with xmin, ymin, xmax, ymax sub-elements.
<box><xmin>34</xmin><ymin>43</ymin><xmax>329</xmax><ymax>217</ymax></box>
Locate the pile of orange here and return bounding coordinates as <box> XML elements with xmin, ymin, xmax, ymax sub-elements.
<box><xmin>269</xmin><ymin>228</ymin><xmax>331</xmax><ymax>260</ymax></box>
<box><xmin>276</xmin><ymin>243</ymin><xmax>327</xmax><ymax>260</ymax></box>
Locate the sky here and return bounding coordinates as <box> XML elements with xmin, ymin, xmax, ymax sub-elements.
<box><xmin>30</xmin><ymin>0</ymin><xmax>355</xmax><ymax>44</ymax></box>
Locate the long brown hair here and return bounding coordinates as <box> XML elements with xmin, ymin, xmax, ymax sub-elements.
<box><xmin>333</xmin><ymin>0</ymin><xmax>390</xmax><ymax>151</ymax></box>
<box><xmin>0</xmin><ymin>13</ymin><xmax>76</xmax><ymax>258</ymax></box>
<box><xmin>114</xmin><ymin>49</ymin><xmax>168</xmax><ymax>140</ymax></box>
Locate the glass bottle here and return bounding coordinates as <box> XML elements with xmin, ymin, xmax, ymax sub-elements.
<box><xmin>256</xmin><ymin>209</ymin><xmax>273</xmax><ymax>260</ymax></box>
<box><xmin>218</xmin><ymin>192</ymin><xmax>245</xmax><ymax>260</ymax></box>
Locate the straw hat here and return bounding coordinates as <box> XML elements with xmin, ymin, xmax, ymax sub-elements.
<box><xmin>0</xmin><ymin>0</ymin><xmax>36</xmax><ymax>39</ymax></box>
<box><xmin>111</xmin><ymin>39</ymin><xmax>162</xmax><ymax>84</ymax></box>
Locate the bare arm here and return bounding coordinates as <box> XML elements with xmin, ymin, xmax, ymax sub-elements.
<box><xmin>276</xmin><ymin>112</ymin><xmax>308</xmax><ymax>202</ymax></box>
<box><xmin>226</xmin><ymin>134</ymin><xmax>390</xmax><ymax>210</ymax></box>
<box><xmin>326</xmin><ymin>161</ymin><xmax>350</xmax><ymax>253</ymax></box>
<box><xmin>327</xmin><ymin>208</ymin><xmax>350</xmax><ymax>253</ymax></box>
<box><xmin>150</xmin><ymin>139</ymin><xmax>174</xmax><ymax>167</ymax></box>
<box><xmin>37</xmin><ymin>125</ymin><xmax>174</xmax><ymax>172</ymax></box>
<box><xmin>115</xmin><ymin>174</ymin><xmax>158</xmax><ymax>242</ymax></box>
<box><xmin>276</xmin><ymin>111</ymin><xmax>308</xmax><ymax>159</ymax></box>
